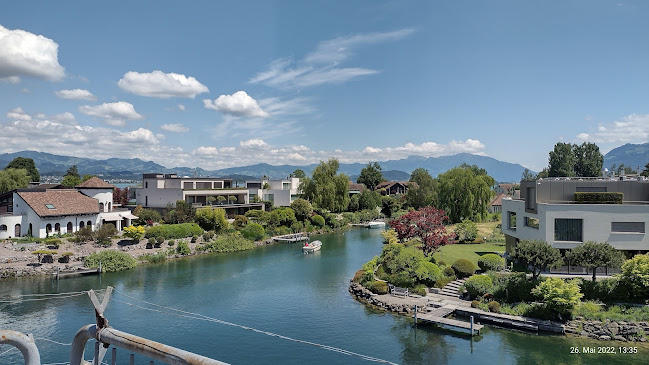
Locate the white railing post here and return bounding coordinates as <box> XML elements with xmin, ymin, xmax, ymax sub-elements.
<box><xmin>0</xmin><ymin>330</ymin><xmax>41</xmax><ymax>365</ymax></box>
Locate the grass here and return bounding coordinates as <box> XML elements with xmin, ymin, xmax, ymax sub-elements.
<box><xmin>433</xmin><ymin>222</ymin><xmax>505</xmax><ymax>266</ymax></box>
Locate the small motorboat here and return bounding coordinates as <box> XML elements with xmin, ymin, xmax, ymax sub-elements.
<box><xmin>302</xmin><ymin>240</ymin><xmax>322</xmax><ymax>254</ymax></box>
<box><xmin>367</xmin><ymin>221</ymin><xmax>386</xmax><ymax>229</ymax></box>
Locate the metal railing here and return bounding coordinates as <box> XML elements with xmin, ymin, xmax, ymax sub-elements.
<box><xmin>0</xmin><ymin>330</ymin><xmax>41</xmax><ymax>365</ymax></box>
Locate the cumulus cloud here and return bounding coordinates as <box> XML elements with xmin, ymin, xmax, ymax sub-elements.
<box><xmin>55</xmin><ymin>89</ymin><xmax>96</xmax><ymax>101</ymax></box>
<box><xmin>161</xmin><ymin>123</ymin><xmax>189</xmax><ymax>133</ymax></box>
<box><xmin>118</xmin><ymin>70</ymin><xmax>209</xmax><ymax>98</ymax></box>
<box><xmin>7</xmin><ymin>107</ymin><xmax>32</xmax><ymax>121</ymax></box>
<box><xmin>203</xmin><ymin>91</ymin><xmax>269</xmax><ymax>118</ymax></box>
<box><xmin>78</xmin><ymin>101</ymin><xmax>143</xmax><ymax>127</ymax></box>
<box><xmin>178</xmin><ymin>104</ymin><xmax>185</xmax><ymax>111</ymax></box>
<box><xmin>250</xmin><ymin>28</ymin><xmax>414</xmax><ymax>88</ymax></box>
<box><xmin>0</xmin><ymin>25</ymin><xmax>65</xmax><ymax>81</ymax></box>
<box><xmin>576</xmin><ymin>114</ymin><xmax>649</xmax><ymax>144</ymax></box>
<box><xmin>239</xmin><ymin>139</ymin><xmax>268</xmax><ymax>148</ymax></box>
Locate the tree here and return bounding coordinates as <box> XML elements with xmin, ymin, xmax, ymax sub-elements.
<box><xmin>565</xmin><ymin>241</ymin><xmax>625</xmax><ymax>281</ymax></box>
<box><xmin>61</xmin><ymin>175</ymin><xmax>82</xmax><ymax>187</ymax></box>
<box><xmin>619</xmin><ymin>253</ymin><xmax>649</xmax><ymax>299</ymax></box>
<box><xmin>381</xmin><ymin>195</ymin><xmax>398</xmax><ymax>218</ymax></box>
<box><xmin>95</xmin><ymin>223</ymin><xmax>117</xmax><ymax>246</ymax></box>
<box><xmin>641</xmin><ymin>162</ymin><xmax>649</xmax><ymax>177</ymax></box>
<box><xmin>292</xmin><ymin>169</ymin><xmax>306</xmax><ymax>178</ymax></box>
<box><xmin>358</xmin><ymin>189</ymin><xmax>382</xmax><ymax>210</ymax></box>
<box><xmin>357</xmin><ymin>162</ymin><xmax>385</xmax><ymax>191</ymax></box>
<box><xmin>405</xmin><ymin>168</ymin><xmax>437</xmax><ymax>209</ymax></box>
<box><xmin>299</xmin><ymin>159</ymin><xmax>349</xmax><ymax>213</ymax></box>
<box><xmin>66</xmin><ymin>165</ymin><xmax>80</xmax><ymax>178</ymax></box>
<box><xmin>195</xmin><ymin>207</ymin><xmax>228</xmax><ymax>232</ymax></box>
<box><xmin>113</xmin><ymin>187</ymin><xmax>130</xmax><ymax>206</ymax></box>
<box><xmin>454</xmin><ymin>219</ymin><xmax>478</xmax><ymax>242</ymax></box>
<box><xmin>82</xmin><ymin>174</ymin><xmax>95</xmax><ymax>182</ymax></box>
<box><xmin>437</xmin><ymin>165</ymin><xmax>494</xmax><ymax>223</ymax></box>
<box><xmin>0</xmin><ymin>168</ymin><xmax>30</xmax><ymax>193</ymax></box>
<box><xmin>132</xmin><ymin>206</ymin><xmax>161</xmax><ymax>226</ymax></box>
<box><xmin>531</xmin><ymin>278</ymin><xmax>583</xmax><ymax>318</ymax></box>
<box><xmin>290</xmin><ymin>198</ymin><xmax>313</xmax><ymax>221</ymax></box>
<box><xmin>269</xmin><ymin>207</ymin><xmax>297</xmax><ymax>227</ymax></box>
<box><xmin>521</xmin><ymin>168</ymin><xmax>535</xmax><ymax>181</ymax></box>
<box><xmin>123</xmin><ymin>225</ymin><xmax>145</xmax><ymax>242</ymax></box>
<box><xmin>510</xmin><ymin>240</ymin><xmax>563</xmax><ymax>280</ymax></box>
<box><xmin>573</xmin><ymin>142</ymin><xmax>603</xmax><ymax>177</ymax></box>
<box><xmin>548</xmin><ymin>142</ymin><xmax>575</xmax><ymax>177</ymax></box>
<box><xmin>6</xmin><ymin>157</ymin><xmax>39</xmax><ymax>182</ymax></box>
<box><xmin>388</xmin><ymin>206</ymin><xmax>453</xmax><ymax>256</ymax></box>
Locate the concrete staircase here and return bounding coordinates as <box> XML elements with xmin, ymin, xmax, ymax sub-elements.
<box><xmin>437</xmin><ymin>278</ymin><xmax>466</xmax><ymax>299</ymax></box>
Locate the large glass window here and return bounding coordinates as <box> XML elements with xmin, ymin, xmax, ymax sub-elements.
<box><xmin>508</xmin><ymin>212</ymin><xmax>517</xmax><ymax>230</ymax></box>
<box><xmin>555</xmin><ymin>219</ymin><xmax>583</xmax><ymax>242</ymax></box>
<box><xmin>611</xmin><ymin>222</ymin><xmax>645</xmax><ymax>233</ymax></box>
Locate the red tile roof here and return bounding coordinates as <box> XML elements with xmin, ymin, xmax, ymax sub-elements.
<box><xmin>490</xmin><ymin>193</ymin><xmax>508</xmax><ymax>207</ymax></box>
<box><xmin>76</xmin><ymin>177</ymin><xmax>116</xmax><ymax>189</ymax></box>
<box><xmin>17</xmin><ymin>190</ymin><xmax>100</xmax><ymax>217</ymax></box>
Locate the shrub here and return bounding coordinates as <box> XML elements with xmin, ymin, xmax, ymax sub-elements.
<box><xmin>478</xmin><ymin>254</ymin><xmax>505</xmax><ymax>272</ymax></box>
<box><xmin>574</xmin><ymin>192</ymin><xmax>623</xmax><ymax>204</ymax></box>
<box><xmin>290</xmin><ymin>221</ymin><xmax>304</xmax><ymax>233</ymax></box>
<box><xmin>123</xmin><ymin>225</ymin><xmax>146</xmax><ymax>242</ymax></box>
<box><xmin>488</xmin><ymin>301</ymin><xmax>501</xmax><ymax>313</ymax></box>
<box><xmin>33</xmin><ymin>249</ymin><xmax>57</xmax><ymax>263</ymax></box>
<box><xmin>464</xmin><ymin>275</ymin><xmax>493</xmax><ymax>298</ymax></box>
<box><xmin>311</xmin><ymin>215</ymin><xmax>325</xmax><ymax>228</ymax></box>
<box><xmin>414</xmin><ymin>261</ymin><xmax>441</xmax><ymax>286</ymax></box>
<box><xmin>412</xmin><ymin>284</ymin><xmax>427</xmax><ymax>297</ymax></box>
<box><xmin>579</xmin><ymin>278</ymin><xmax>628</xmax><ymax>303</ymax></box>
<box><xmin>140</xmin><ymin>251</ymin><xmax>167</xmax><ymax>264</ymax></box>
<box><xmin>202</xmin><ymin>232</ymin><xmax>211</xmax><ymax>242</ymax></box>
<box><xmin>452</xmin><ymin>258</ymin><xmax>476</xmax><ymax>278</ymax></box>
<box><xmin>195</xmin><ymin>207</ymin><xmax>228</xmax><ymax>232</ymax></box>
<box><xmin>84</xmin><ymin>250</ymin><xmax>137</xmax><ymax>272</ymax></box>
<box><xmin>241</xmin><ymin>222</ymin><xmax>265</xmax><ymax>241</ymax></box>
<box><xmin>45</xmin><ymin>238</ymin><xmax>62</xmax><ymax>249</ymax></box>
<box><xmin>75</xmin><ymin>226</ymin><xmax>94</xmax><ymax>243</ymax></box>
<box><xmin>381</xmin><ymin>229</ymin><xmax>398</xmax><ymax>245</ymax></box>
<box><xmin>437</xmin><ymin>260</ymin><xmax>447</xmax><ymax>267</ymax></box>
<box><xmin>191</xmin><ymin>235</ymin><xmax>198</xmax><ymax>243</ymax></box>
<box><xmin>233</xmin><ymin>215</ymin><xmax>248</xmax><ymax>229</ymax></box>
<box><xmin>245</xmin><ymin>210</ymin><xmax>271</xmax><ymax>226</ymax></box>
<box><xmin>493</xmin><ymin>273</ymin><xmax>542</xmax><ymax>303</ymax></box>
<box><xmin>471</xmin><ymin>300</ymin><xmax>480</xmax><ymax>308</ymax></box>
<box><xmin>202</xmin><ymin>233</ymin><xmax>255</xmax><ymax>253</ymax></box>
<box><xmin>369</xmin><ymin>281</ymin><xmax>389</xmax><ymax>294</ymax></box>
<box><xmin>176</xmin><ymin>241</ymin><xmax>190</xmax><ymax>255</ymax></box>
<box><xmin>353</xmin><ymin>270</ymin><xmax>365</xmax><ymax>283</ymax></box>
<box><xmin>455</xmin><ymin>219</ymin><xmax>477</xmax><ymax>242</ymax></box>
<box><xmin>95</xmin><ymin>224</ymin><xmax>117</xmax><ymax>246</ymax></box>
<box><xmin>435</xmin><ymin>275</ymin><xmax>455</xmax><ymax>288</ymax></box>
<box><xmin>168</xmin><ymin>240</ymin><xmax>175</xmax><ymax>246</ymax></box>
<box><xmin>443</xmin><ymin>266</ymin><xmax>455</xmax><ymax>277</ymax></box>
<box><xmin>144</xmin><ymin>223</ymin><xmax>203</xmax><ymax>239</ymax></box>
<box><xmin>531</xmin><ymin>278</ymin><xmax>583</xmax><ymax>318</ymax></box>
<box><xmin>58</xmin><ymin>252</ymin><xmax>73</xmax><ymax>263</ymax></box>
<box><xmin>619</xmin><ymin>254</ymin><xmax>649</xmax><ymax>299</ymax></box>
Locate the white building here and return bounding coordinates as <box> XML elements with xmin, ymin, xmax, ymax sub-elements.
<box><xmin>0</xmin><ymin>177</ymin><xmax>136</xmax><ymax>239</ymax></box>
<box><xmin>135</xmin><ymin>173</ymin><xmax>264</xmax><ymax>217</ymax></box>
<box><xmin>245</xmin><ymin>177</ymin><xmax>301</xmax><ymax>207</ymax></box>
<box><xmin>502</xmin><ymin>177</ymin><xmax>649</xmax><ymax>273</ymax></box>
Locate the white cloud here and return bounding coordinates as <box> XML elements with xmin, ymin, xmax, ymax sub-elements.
<box><xmin>1</xmin><ymin>76</ymin><xmax>21</xmax><ymax>84</ymax></box>
<box><xmin>118</xmin><ymin>70</ymin><xmax>209</xmax><ymax>98</ymax></box>
<box><xmin>250</xmin><ymin>28</ymin><xmax>414</xmax><ymax>88</ymax></box>
<box><xmin>178</xmin><ymin>104</ymin><xmax>186</xmax><ymax>111</ymax></box>
<box><xmin>7</xmin><ymin>107</ymin><xmax>32</xmax><ymax>121</ymax></box>
<box><xmin>239</xmin><ymin>138</ymin><xmax>268</xmax><ymax>148</ymax></box>
<box><xmin>576</xmin><ymin>114</ymin><xmax>649</xmax><ymax>144</ymax></box>
<box><xmin>55</xmin><ymin>89</ymin><xmax>97</xmax><ymax>101</ymax></box>
<box><xmin>203</xmin><ymin>91</ymin><xmax>269</xmax><ymax>118</ymax></box>
<box><xmin>0</xmin><ymin>25</ymin><xmax>65</xmax><ymax>81</ymax></box>
<box><xmin>161</xmin><ymin>123</ymin><xmax>189</xmax><ymax>133</ymax></box>
<box><xmin>78</xmin><ymin>101</ymin><xmax>144</xmax><ymax>127</ymax></box>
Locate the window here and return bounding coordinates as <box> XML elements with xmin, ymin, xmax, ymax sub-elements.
<box><xmin>183</xmin><ymin>182</ymin><xmax>193</xmax><ymax>189</ymax></box>
<box><xmin>555</xmin><ymin>219</ymin><xmax>583</xmax><ymax>242</ymax></box>
<box><xmin>99</xmin><ymin>203</ymin><xmax>104</xmax><ymax>212</ymax></box>
<box><xmin>145</xmin><ymin>181</ymin><xmax>148</xmax><ymax>188</ymax></box>
<box><xmin>526</xmin><ymin>186</ymin><xmax>536</xmax><ymax>210</ymax></box>
<box><xmin>525</xmin><ymin>217</ymin><xmax>539</xmax><ymax>229</ymax></box>
<box><xmin>283</xmin><ymin>182</ymin><xmax>291</xmax><ymax>190</ymax></box>
<box><xmin>576</xmin><ymin>186</ymin><xmax>606</xmax><ymax>192</ymax></box>
<box><xmin>55</xmin><ymin>223</ymin><xmax>61</xmax><ymax>233</ymax></box>
<box><xmin>46</xmin><ymin>224</ymin><xmax>52</xmax><ymax>233</ymax></box>
<box><xmin>0</xmin><ymin>224</ymin><xmax>6</xmax><ymax>231</ymax></box>
<box><xmin>611</xmin><ymin>222</ymin><xmax>645</xmax><ymax>233</ymax></box>
<box><xmin>508</xmin><ymin>211</ymin><xmax>517</xmax><ymax>230</ymax></box>
<box><xmin>45</xmin><ymin>204</ymin><xmax>55</xmax><ymax>209</ymax></box>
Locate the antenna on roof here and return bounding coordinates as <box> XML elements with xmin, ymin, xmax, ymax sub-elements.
<box><xmin>193</xmin><ymin>169</ymin><xmax>197</xmax><ymax>178</ymax></box>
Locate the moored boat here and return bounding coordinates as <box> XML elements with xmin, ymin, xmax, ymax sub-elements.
<box><xmin>302</xmin><ymin>240</ymin><xmax>322</xmax><ymax>253</ymax></box>
<box><xmin>367</xmin><ymin>221</ymin><xmax>386</xmax><ymax>229</ymax></box>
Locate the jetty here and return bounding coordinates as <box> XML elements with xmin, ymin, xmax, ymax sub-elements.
<box><xmin>415</xmin><ymin>303</ymin><xmax>483</xmax><ymax>335</ymax></box>
<box><xmin>54</xmin><ymin>266</ymin><xmax>100</xmax><ymax>279</ymax></box>
<box><xmin>273</xmin><ymin>233</ymin><xmax>308</xmax><ymax>243</ymax></box>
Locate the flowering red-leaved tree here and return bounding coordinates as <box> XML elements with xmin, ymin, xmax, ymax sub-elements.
<box><xmin>388</xmin><ymin>206</ymin><xmax>453</xmax><ymax>256</ymax></box>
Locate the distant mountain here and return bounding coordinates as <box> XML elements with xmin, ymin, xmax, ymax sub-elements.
<box><xmin>0</xmin><ymin>150</ymin><xmax>531</xmax><ymax>183</ymax></box>
<box><xmin>603</xmin><ymin>143</ymin><xmax>649</xmax><ymax>171</ymax></box>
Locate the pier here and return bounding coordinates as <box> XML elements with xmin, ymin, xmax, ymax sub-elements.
<box><xmin>415</xmin><ymin>304</ymin><xmax>484</xmax><ymax>335</ymax></box>
<box><xmin>273</xmin><ymin>233</ymin><xmax>309</xmax><ymax>242</ymax></box>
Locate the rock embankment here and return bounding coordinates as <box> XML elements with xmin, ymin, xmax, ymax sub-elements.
<box><xmin>348</xmin><ymin>281</ymin><xmax>423</xmax><ymax>314</ymax></box>
<box><xmin>565</xmin><ymin>320</ymin><xmax>649</xmax><ymax>342</ymax></box>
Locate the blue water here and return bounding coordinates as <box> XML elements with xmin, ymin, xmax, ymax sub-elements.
<box><xmin>1</xmin><ymin>228</ymin><xmax>647</xmax><ymax>364</ymax></box>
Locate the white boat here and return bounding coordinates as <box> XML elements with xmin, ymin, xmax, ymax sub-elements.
<box><xmin>367</xmin><ymin>221</ymin><xmax>386</xmax><ymax>229</ymax></box>
<box><xmin>302</xmin><ymin>240</ymin><xmax>322</xmax><ymax>254</ymax></box>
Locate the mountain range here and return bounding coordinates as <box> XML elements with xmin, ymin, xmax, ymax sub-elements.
<box><xmin>0</xmin><ymin>151</ymin><xmax>534</xmax><ymax>183</ymax></box>
<box><xmin>603</xmin><ymin>143</ymin><xmax>649</xmax><ymax>172</ymax></box>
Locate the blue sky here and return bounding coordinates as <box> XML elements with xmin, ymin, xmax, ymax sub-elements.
<box><xmin>1</xmin><ymin>1</ymin><xmax>647</xmax><ymax>172</ymax></box>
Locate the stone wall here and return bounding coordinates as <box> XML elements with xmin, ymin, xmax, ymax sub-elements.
<box><xmin>565</xmin><ymin>320</ymin><xmax>649</xmax><ymax>342</ymax></box>
<box><xmin>348</xmin><ymin>281</ymin><xmax>420</xmax><ymax>314</ymax></box>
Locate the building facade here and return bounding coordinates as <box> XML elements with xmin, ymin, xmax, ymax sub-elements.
<box><xmin>245</xmin><ymin>177</ymin><xmax>301</xmax><ymax>207</ymax></box>
<box><xmin>502</xmin><ymin>177</ymin><xmax>649</xmax><ymax>259</ymax></box>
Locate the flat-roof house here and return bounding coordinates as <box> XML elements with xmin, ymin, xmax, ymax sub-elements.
<box><xmin>502</xmin><ymin>176</ymin><xmax>649</xmax><ymax>274</ymax></box>
<box><xmin>245</xmin><ymin>177</ymin><xmax>301</xmax><ymax>207</ymax></box>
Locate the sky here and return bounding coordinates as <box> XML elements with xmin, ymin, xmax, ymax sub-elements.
<box><xmin>0</xmin><ymin>0</ymin><xmax>648</xmax><ymax>172</ymax></box>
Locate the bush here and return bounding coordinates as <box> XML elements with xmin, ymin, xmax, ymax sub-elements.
<box><xmin>443</xmin><ymin>266</ymin><xmax>456</xmax><ymax>277</ymax></box>
<box><xmin>144</xmin><ymin>223</ymin><xmax>203</xmax><ymax>239</ymax></box>
<box><xmin>353</xmin><ymin>270</ymin><xmax>365</xmax><ymax>283</ymax></box>
<box><xmin>452</xmin><ymin>258</ymin><xmax>476</xmax><ymax>278</ymax></box>
<box><xmin>58</xmin><ymin>252</ymin><xmax>73</xmax><ymax>263</ymax></box>
<box><xmin>412</xmin><ymin>284</ymin><xmax>427</xmax><ymax>297</ymax></box>
<box><xmin>45</xmin><ymin>238</ymin><xmax>62</xmax><ymax>249</ymax></box>
<box><xmin>381</xmin><ymin>229</ymin><xmax>398</xmax><ymax>245</ymax></box>
<box><xmin>140</xmin><ymin>251</ymin><xmax>167</xmax><ymax>264</ymax></box>
<box><xmin>492</xmin><ymin>273</ymin><xmax>542</xmax><ymax>303</ymax></box>
<box><xmin>531</xmin><ymin>278</ymin><xmax>583</xmax><ymax>318</ymax></box>
<box><xmin>75</xmin><ymin>226</ymin><xmax>94</xmax><ymax>243</ymax></box>
<box><xmin>202</xmin><ymin>233</ymin><xmax>255</xmax><ymax>253</ymax></box>
<box><xmin>195</xmin><ymin>207</ymin><xmax>228</xmax><ymax>232</ymax></box>
<box><xmin>233</xmin><ymin>215</ymin><xmax>248</xmax><ymax>229</ymax></box>
<box><xmin>414</xmin><ymin>261</ymin><xmax>441</xmax><ymax>286</ymax></box>
<box><xmin>202</xmin><ymin>232</ymin><xmax>212</xmax><ymax>242</ymax></box>
<box><xmin>84</xmin><ymin>250</ymin><xmax>137</xmax><ymax>272</ymax></box>
<box><xmin>478</xmin><ymin>254</ymin><xmax>505</xmax><ymax>272</ymax></box>
<box><xmin>311</xmin><ymin>215</ymin><xmax>325</xmax><ymax>228</ymax></box>
<box><xmin>464</xmin><ymin>275</ymin><xmax>493</xmax><ymax>298</ymax></box>
<box><xmin>176</xmin><ymin>241</ymin><xmax>190</xmax><ymax>255</ymax></box>
<box><xmin>168</xmin><ymin>240</ymin><xmax>175</xmax><ymax>246</ymax></box>
<box><xmin>241</xmin><ymin>222</ymin><xmax>265</xmax><ymax>241</ymax></box>
<box><xmin>579</xmin><ymin>278</ymin><xmax>628</xmax><ymax>303</ymax></box>
<box><xmin>95</xmin><ymin>224</ymin><xmax>117</xmax><ymax>246</ymax></box>
<box><xmin>123</xmin><ymin>225</ymin><xmax>146</xmax><ymax>242</ymax></box>
<box><xmin>369</xmin><ymin>281</ymin><xmax>389</xmax><ymax>294</ymax></box>
<box><xmin>471</xmin><ymin>300</ymin><xmax>480</xmax><ymax>308</ymax></box>
<box><xmin>619</xmin><ymin>254</ymin><xmax>649</xmax><ymax>299</ymax></box>
<box><xmin>437</xmin><ymin>260</ymin><xmax>447</xmax><ymax>267</ymax></box>
<box><xmin>455</xmin><ymin>219</ymin><xmax>477</xmax><ymax>242</ymax></box>
<box><xmin>488</xmin><ymin>301</ymin><xmax>501</xmax><ymax>313</ymax></box>
<box><xmin>290</xmin><ymin>221</ymin><xmax>304</xmax><ymax>233</ymax></box>
<box><xmin>574</xmin><ymin>192</ymin><xmax>623</xmax><ymax>204</ymax></box>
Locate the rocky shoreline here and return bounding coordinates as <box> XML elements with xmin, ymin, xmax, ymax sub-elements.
<box><xmin>348</xmin><ymin>281</ymin><xmax>423</xmax><ymax>314</ymax></box>
<box><xmin>565</xmin><ymin>319</ymin><xmax>649</xmax><ymax>342</ymax></box>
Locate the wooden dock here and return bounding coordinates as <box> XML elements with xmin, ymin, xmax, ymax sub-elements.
<box><xmin>273</xmin><ymin>233</ymin><xmax>308</xmax><ymax>243</ymax></box>
<box><xmin>415</xmin><ymin>305</ymin><xmax>483</xmax><ymax>335</ymax></box>
<box><xmin>55</xmin><ymin>267</ymin><xmax>100</xmax><ymax>279</ymax></box>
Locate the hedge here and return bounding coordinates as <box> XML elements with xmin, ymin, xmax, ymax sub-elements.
<box><xmin>464</xmin><ymin>275</ymin><xmax>493</xmax><ymax>297</ymax></box>
<box><xmin>145</xmin><ymin>223</ymin><xmax>203</xmax><ymax>239</ymax></box>
<box><xmin>452</xmin><ymin>258</ymin><xmax>476</xmax><ymax>278</ymax></box>
<box><xmin>574</xmin><ymin>192</ymin><xmax>623</xmax><ymax>204</ymax></box>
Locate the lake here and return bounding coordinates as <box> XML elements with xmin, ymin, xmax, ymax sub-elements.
<box><xmin>1</xmin><ymin>228</ymin><xmax>647</xmax><ymax>364</ymax></box>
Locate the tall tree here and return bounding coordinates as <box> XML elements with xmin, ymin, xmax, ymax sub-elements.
<box><xmin>511</xmin><ymin>240</ymin><xmax>563</xmax><ymax>280</ymax></box>
<box><xmin>6</xmin><ymin>157</ymin><xmax>40</xmax><ymax>182</ymax></box>
<box><xmin>641</xmin><ymin>162</ymin><xmax>649</xmax><ymax>177</ymax></box>
<box><xmin>357</xmin><ymin>162</ymin><xmax>385</xmax><ymax>191</ymax></box>
<box><xmin>437</xmin><ymin>165</ymin><xmax>494</xmax><ymax>223</ymax></box>
<box><xmin>566</xmin><ymin>241</ymin><xmax>625</xmax><ymax>281</ymax></box>
<box><xmin>388</xmin><ymin>206</ymin><xmax>453</xmax><ymax>256</ymax></box>
<box><xmin>548</xmin><ymin>142</ymin><xmax>575</xmax><ymax>177</ymax></box>
<box><xmin>405</xmin><ymin>168</ymin><xmax>437</xmax><ymax>209</ymax></box>
<box><xmin>292</xmin><ymin>169</ymin><xmax>306</xmax><ymax>178</ymax></box>
<box><xmin>521</xmin><ymin>168</ymin><xmax>535</xmax><ymax>181</ymax></box>
<box><xmin>66</xmin><ymin>165</ymin><xmax>80</xmax><ymax>178</ymax></box>
<box><xmin>573</xmin><ymin>142</ymin><xmax>604</xmax><ymax>177</ymax></box>
<box><xmin>0</xmin><ymin>168</ymin><xmax>30</xmax><ymax>194</ymax></box>
<box><xmin>299</xmin><ymin>159</ymin><xmax>350</xmax><ymax>213</ymax></box>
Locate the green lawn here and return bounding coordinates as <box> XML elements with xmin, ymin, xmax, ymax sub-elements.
<box><xmin>432</xmin><ymin>241</ymin><xmax>505</xmax><ymax>266</ymax></box>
